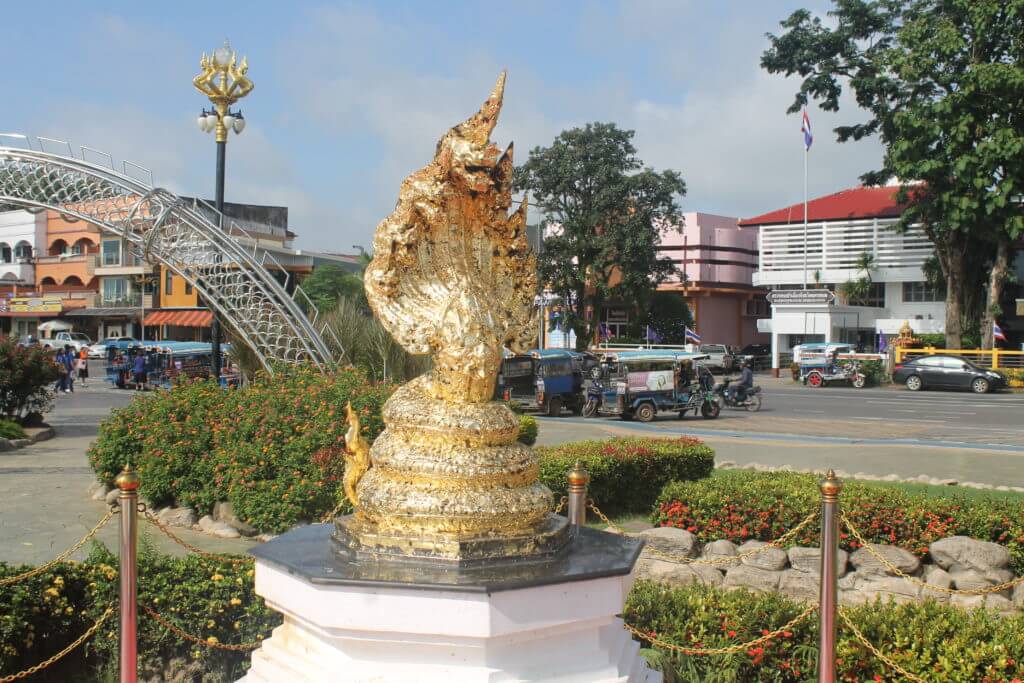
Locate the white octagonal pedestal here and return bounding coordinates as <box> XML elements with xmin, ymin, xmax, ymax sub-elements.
<box><xmin>237</xmin><ymin>524</ymin><xmax>660</xmax><ymax>683</ymax></box>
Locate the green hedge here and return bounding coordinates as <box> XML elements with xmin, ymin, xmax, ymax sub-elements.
<box><xmin>627</xmin><ymin>581</ymin><xmax>1024</xmax><ymax>683</ymax></box>
<box><xmin>0</xmin><ymin>419</ymin><xmax>26</xmax><ymax>440</ymax></box>
<box><xmin>538</xmin><ymin>437</ymin><xmax>714</xmax><ymax>515</ymax></box>
<box><xmin>0</xmin><ymin>545</ymin><xmax>279</xmax><ymax>682</ymax></box>
<box><xmin>517</xmin><ymin>414</ymin><xmax>538</xmax><ymax>446</ymax></box>
<box><xmin>88</xmin><ymin>366</ymin><xmax>392</xmax><ymax>533</ymax></box>
<box><xmin>655</xmin><ymin>470</ymin><xmax>1024</xmax><ymax>574</ymax></box>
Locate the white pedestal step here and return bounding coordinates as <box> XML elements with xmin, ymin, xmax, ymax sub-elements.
<box><xmin>238</xmin><ymin>562</ymin><xmax>661</xmax><ymax>683</ymax></box>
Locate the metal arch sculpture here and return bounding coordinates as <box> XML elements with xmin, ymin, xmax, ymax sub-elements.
<box><xmin>0</xmin><ymin>138</ymin><xmax>338</xmax><ymax>372</ymax></box>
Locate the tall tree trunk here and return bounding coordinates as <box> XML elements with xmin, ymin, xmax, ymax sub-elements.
<box><xmin>982</xmin><ymin>237</ymin><xmax>1011</xmax><ymax>349</ymax></box>
<box><xmin>944</xmin><ymin>248</ymin><xmax>965</xmax><ymax>349</ymax></box>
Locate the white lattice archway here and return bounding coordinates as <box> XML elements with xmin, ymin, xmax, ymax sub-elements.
<box><xmin>0</xmin><ymin>137</ymin><xmax>340</xmax><ymax>372</ymax></box>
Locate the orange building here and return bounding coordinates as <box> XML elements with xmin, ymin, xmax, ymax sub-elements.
<box><xmin>34</xmin><ymin>210</ymin><xmax>100</xmax><ymax>290</ymax></box>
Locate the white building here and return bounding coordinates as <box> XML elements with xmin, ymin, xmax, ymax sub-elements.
<box><xmin>0</xmin><ymin>209</ymin><xmax>44</xmax><ymax>287</ymax></box>
<box><xmin>742</xmin><ymin>185</ymin><xmax>945</xmax><ymax>368</ymax></box>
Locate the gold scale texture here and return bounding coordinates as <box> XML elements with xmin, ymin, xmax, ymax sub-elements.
<box><xmin>333</xmin><ymin>73</ymin><xmax>569</xmax><ymax>563</ymax></box>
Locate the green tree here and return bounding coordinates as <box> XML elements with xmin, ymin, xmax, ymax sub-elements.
<box><xmin>514</xmin><ymin>123</ymin><xmax>685</xmax><ymax>351</ymax></box>
<box><xmin>763</xmin><ymin>0</ymin><xmax>1024</xmax><ymax>348</ymax></box>
<box><xmin>839</xmin><ymin>251</ymin><xmax>877</xmax><ymax>305</ymax></box>
<box><xmin>640</xmin><ymin>291</ymin><xmax>695</xmax><ymax>344</ymax></box>
<box><xmin>299</xmin><ymin>264</ymin><xmax>366</xmax><ymax>316</ymax></box>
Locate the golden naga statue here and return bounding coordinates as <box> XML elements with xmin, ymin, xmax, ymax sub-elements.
<box><xmin>341</xmin><ymin>402</ymin><xmax>371</xmax><ymax>507</ymax></box>
<box><xmin>333</xmin><ymin>73</ymin><xmax>569</xmax><ymax>564</ymax></box>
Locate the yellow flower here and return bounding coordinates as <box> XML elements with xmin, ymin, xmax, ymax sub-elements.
<box><xmin>206</xmin><ymin>636</ymin><xmax>219</xmax><ymax>645</ymax></box>
<box><xmin>230</xmin><ymin>598</ymin><xmax>242</xmax><ymax>606</ymax></box>
<box><xmin>53</xmin><ymin>576</ymin><xmax>64</xmax><ymax>587</ymax></box>
<box><xmin>211</xmin><ymin>573</ymin><xmax>224</xmax><ymax>582</ymax></box>
<box><xmin>44</xmin><ymin>587</ymin><xmax>59</xmax><ymax>597</ymax></box>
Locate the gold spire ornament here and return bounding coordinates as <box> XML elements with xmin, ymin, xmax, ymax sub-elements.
<box><xmin>333</xmin><ymin>73</ymin><xmax>569</xmax><ymax>564</ymax></box>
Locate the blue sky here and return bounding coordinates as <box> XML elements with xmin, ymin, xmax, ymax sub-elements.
<box><xmin>1</xmin><ymin>1</ymin><xmax>882</xmax><ymax>250</ymax></box>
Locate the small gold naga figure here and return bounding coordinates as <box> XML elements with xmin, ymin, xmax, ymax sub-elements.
<box><xmin>341</xmin><ymin>402</ymin><xmax>371</xmax><ymax>507</ymax></box>
<box><xmin>333</xmin><ymin>73</ymin><xmax>569</xmax><ymax>564</ymax></box>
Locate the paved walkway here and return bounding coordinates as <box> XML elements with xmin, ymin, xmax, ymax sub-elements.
<box><xmin>0</xmin><ymin>380</ymin><xmax>256</xmax><ymax>567</ymax></box>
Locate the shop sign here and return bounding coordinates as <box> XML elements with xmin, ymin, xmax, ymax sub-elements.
<box><xmin>766</xmin><ymin>289</ymin><xmax>835</xmax><ymax>306</ymax></box>
<box><xmin>8</xmin><ymin>297</ymin><xmax>63</xmax><ymax>313</ymax></box>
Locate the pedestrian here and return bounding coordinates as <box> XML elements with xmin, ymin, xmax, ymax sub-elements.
<box><xmin>53</xmin><ymin>348</ymin><xmax>68</xmax><ymax>393</ymax></box>
<box><xmin>63</xmin><ymin>346</ymin><xmax>75</xmax><ymax>393</ymax></box>
<box><xmin>77</xmin><ymin>348</ymin><xmax>89</xmax><ymax>387</ymax></box>
<box><xmin>132</xmin><ymin>351</ymin><xmax>147</xmax><ymax>391</ymax></box>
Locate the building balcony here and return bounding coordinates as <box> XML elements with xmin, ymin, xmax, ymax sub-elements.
<box><xmin>93</xmin><ymin>261</ymin><xmax>154</xmax><ymax>277</ymax></box>
<box><xmin>97</xmin><ymin>293</ymin><xmax>154</xmax><ymax>309</ymax></box>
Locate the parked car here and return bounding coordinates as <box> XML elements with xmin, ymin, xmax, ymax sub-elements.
<box><xmin>41</xmin><ymin>331</ymin><xmax>93</xmax><ymax>353</ymax></box>
<box><xmin>698</xmin><ymin>344</ymin><xmax>734</xmax><ymax>372</ymax></box>
<box><xmin>736</xmin><ymin>343</ymin><xmax>771</xmax><ymax>369</ymax></box>
<box><xmin>88</xmin><ymin>336</ymin><xmax>142</xmax><ymax>359</ymax></box>
<box><xmin>16</xmin><ymin>335</ymin><xmax>40</xmax><ymax>347</ymax></box>
<box><xmin>495</xmin><ymin>349</ymin><xmax>584</xmax><ymax>416</ymax></box>
<box><xmin>893</xmin><ymin>354</ymin><xmax>1007</xmax><ymax>394</ymax></box>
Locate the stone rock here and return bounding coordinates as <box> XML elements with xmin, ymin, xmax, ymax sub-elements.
<box><xmin>738</xmin><ymin>541</ymin><xmax>788</xmax><ymax>571</ymax></box>
<box><xmin>723</xmin><ymin>565</ymin><xmax>782</xmax><ymax>592</ymax></box>
<box><xmin>850</xmin><ymin>544</ymin><xmax>920</xmax><ymax>576</ymax></box>
<box><xmin>950</xmin><ymin>569</ymin><xmax>992</xmax><ymax>592</ymax></box>
<box><xmin>88</xmin><ymin>481</ymin><xmax>110</xmax><ymax>500</ymax></box>
<box><xmin>104</xmin><ymin>488</ymin><xmax>121</xmax><ymax>506</ymax></box>
<box><xmin>9</xmin><ymin>438</ymin><xmax>31</xmax><ymax>448</ymax></box>
<box><xmin>198</xmin><ymin>514</ymin><xmax>241</xmax><ymax>539</ymax></box>
<box><xmin>715</xmin><ymin>460</ymin><xmax>736</xmax><ymax>469</ymax></box>
<box><xmin>157</xmin><ymin>506</ymin><xmax>198</xmax><ymax>529</ymax></box>
<box><xmin>0</xmin><ymin>438</ymin><xmax>13</xmax><ymax>452</ymax></box>
<box><xmin>28</xmin><ymin>427</ymin><xmax>55</xmax><ymax>443</ymax></box>
<box><xmin>936</xmin><ymin>479</ymin><xmax>958</xmax><ymax>486</ymax></box>
<box><xmin>854</xmin><ymin>575</ymin><xmax>921</xmax><ymax>604</ymax></box>
<box><xmin>635</xmin><ymin>558</ymin><xmax>723</xmax><ymax>587</ymax></box>
<box><xmin>700</xmin><ymin>540</ymin><xmax>739</xmax><ymax>567</ymax></box>
<box><xmin>787</xmin><ymin>547</ymin><xmax>849</xmax><ymax>577</ymax></box>
<box><xmin>256</xmin><ymin>533</ymin><xmax>278</xmax><ymax>543</ymax></box>
<box><xmin>922</xmin><ymin>565</ymin><xmax>953</xmax><ymax>589</ymax></box>
<box><xmin>881</xmin><ymin>474</ymin><xmax>901</xmax><ymax>482</ymax></box>
<box><xmin>213</xmin><ymin>501</ymin><xmax>258</xmax><ymax>537</ymax></box>
<box><xmin>1013</xmin><ymin>582</ymin><xmax>1024</xmax><ymax>609</ymax></box>
<box><xmin>638</xmin><ymin>527</ymin><xmax>698</xmax><ymax>559</ymax></box>
<box><xmin>916</xmin><ymin>474</ymin><xmax>932</xmax><ymax>483</ymax></box>
<box><xmin>929</xmin><ymin>536</ymin><xmax>1010</xmax><ymax>572</ymax></box>
<box><xmin>778</xmin><ymin>569</ymin><xmax>819</xmax><ymax>602</ymax></box>
<box><xmin>951</xmin><ymin>594</ymin><xmax>1016</xmax><ymax>614</ymax></box>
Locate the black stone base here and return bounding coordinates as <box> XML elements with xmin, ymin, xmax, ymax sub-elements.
<box><xmin>249</xmin><ymin>523</ymin><xmax>644</xmax><ymax>594</ymax></box>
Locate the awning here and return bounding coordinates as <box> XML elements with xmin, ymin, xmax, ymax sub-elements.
<box><xmin>143</xmin><ymin>309</ymin><xmax>214</xmax><ymax>328</ymax></box>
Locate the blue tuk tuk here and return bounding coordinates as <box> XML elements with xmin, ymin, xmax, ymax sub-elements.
<box><xmin>496</xmin><ymin>349</ymin><xmax>584</xmax><ymax>417</ymax></box>
<box><xmin>595</xmin><ymin>350</ymin><xmax>719</xmax><ymax>422</ymax></box>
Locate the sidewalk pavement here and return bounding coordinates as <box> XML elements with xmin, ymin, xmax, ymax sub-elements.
<box><xmin>0</xmin><ymin>382</ymin><xmax>257</xmax><ymax>567</ymax></box>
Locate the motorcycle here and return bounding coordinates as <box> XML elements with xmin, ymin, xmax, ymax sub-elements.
<box><xmin>582</xmin><ymin>377</ymin><xmax>604</xmax><ymax>417</ymax></box>
<box><xmin>714</xmin><ymin>378</ymin><xmax>763</xmax><ymax>412</ymax></box>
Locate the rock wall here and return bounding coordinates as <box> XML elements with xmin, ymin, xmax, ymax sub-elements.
<box><xmin>637</xmin><ymin>528</ymin><xmax>1023</xmax><ymax>614</ymax></box>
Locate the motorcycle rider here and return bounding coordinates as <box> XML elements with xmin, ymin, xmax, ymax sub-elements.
<box><xmin>735</xmin><ymin>360</ymin><xmax>754</xmax><ymax>403</ymax></box>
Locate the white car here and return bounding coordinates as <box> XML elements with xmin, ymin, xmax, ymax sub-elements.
<box><xmin>88</xmin><ymin>337</ymin><xmax>141</xmax><ymax>359</ymax></box>
<box><xmin>41</xmin><ymin>331</ymin><xmax>93</xmax><ymax>353</ymax></box>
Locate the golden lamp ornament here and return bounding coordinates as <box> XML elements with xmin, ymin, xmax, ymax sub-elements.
<box><xmin>333</xmin><ymin>73</ymin><xmax>569</xmax><ymax>564</ymax></box>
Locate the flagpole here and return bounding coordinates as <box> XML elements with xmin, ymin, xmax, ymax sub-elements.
<box><xmin>803</xmin><ymin>141</ymin><xmax>808</xmax><ymax>290</ymax></box>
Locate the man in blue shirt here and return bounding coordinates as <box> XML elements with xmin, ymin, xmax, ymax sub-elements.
<box><xmin>132</xmin><ymin>351</ymin><xmax>147</xmax><ymax>391</ymax></box>
<box><xmin>62</xmin><ymin>346</ymin><xmax>75</xmax><ymax>393</ymax></box>
<box><xmin>54</xmin><ymin>348</ymin><xmax>67</xmax><ymax>393</ymax></box>
<box><xmin>735</xmin><ymin>361</ymin><xmax>754</xmax><ymax>403</ymax></box>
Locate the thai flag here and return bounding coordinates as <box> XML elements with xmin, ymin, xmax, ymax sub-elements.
<box><xmin>801</xmin><ymin>110</ymin><xmax>813</xmax><ymax>151</ymax></box>
<box><xmin>645</xmin><ymin>326</ymin><xmax>663</xmax><ymax>343</ymax></box>
<box><xmin>994</xmin><ymin>322</ymin><xmax>1007</xmax><ymax>343</ymax></box>
<box><xmin>684</xmin><ymin>327</ymin><xmax>701</xmax><ymax>344</ymax></box>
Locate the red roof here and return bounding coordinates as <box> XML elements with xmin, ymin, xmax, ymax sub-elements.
<box><xmin>739</xmin><ymin>185</ymin><xmax>907</xmax><ymax>226</ymax></box>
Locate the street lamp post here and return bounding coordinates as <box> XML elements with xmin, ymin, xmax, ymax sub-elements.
<box><xmin>193</xmin><ymin>39</ymin><xmax>253</xmax><ymax>379</ymax></box>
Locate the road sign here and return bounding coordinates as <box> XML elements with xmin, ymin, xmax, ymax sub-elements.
<box><xmin>766</xmin><ymin>289</ymin><xmax>835</xmax><ymax>306</ymax></box>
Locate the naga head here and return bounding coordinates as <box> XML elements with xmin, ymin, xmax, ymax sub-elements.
<box><xmin>364</xmin><ymin>72</ymin><xmax>536</xmax><ymax>403</ymax></box>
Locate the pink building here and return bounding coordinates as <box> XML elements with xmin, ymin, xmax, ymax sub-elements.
<box><xmin>657</xmin><ymin>212</ymin><xmax>769</xmax><ymax>348</ymax></box>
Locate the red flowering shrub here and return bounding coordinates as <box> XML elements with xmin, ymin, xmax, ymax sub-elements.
<box><xmin>655</xmin><ymin>470</ymin><xmax>1024</xmax><ymax>573</ymax></box>
<box><xmin>89</xmin><ymin>365</ymin><xmax>391</xmax><ymax>532</ymax></box>
<box><xmin>537</xmin><ymin>437</ymin><xmax>714</xmax><ymax>515</ymax></box>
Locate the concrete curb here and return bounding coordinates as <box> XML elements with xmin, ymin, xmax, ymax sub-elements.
<box><xmin>0</xmin><ymin>425</ymin><xmax>56</xmax><ymax>453</ymax></box>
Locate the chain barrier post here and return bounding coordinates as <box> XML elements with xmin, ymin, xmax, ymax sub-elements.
<box><xmin>115</xmin><ymin>465</ymin><xmax>140</xmax><ymax>683</ymax></box>
<box><xmin>566</xmin><ymin>461</ymin><xmax>589</xmax><ymax>529</ymax></box>
<box><xmin>817</xmin><ymin>469</ymin><xmax>842</xmax><ymax>683</ymax></box>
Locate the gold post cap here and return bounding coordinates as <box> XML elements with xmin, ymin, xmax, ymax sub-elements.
<box><xmin>819</xmin><ymin>469</ymin><xmax>842</xmax><ymax>498</ymax></box>
<box><xmin>567</xmin><ymin>461</ymin><xmax>590</xmax><ymax>487</ymax></box>
<box><xmin>114</xmin><ymin>465</ymin><xmax>140</xmax><ymax>492</ymax></box>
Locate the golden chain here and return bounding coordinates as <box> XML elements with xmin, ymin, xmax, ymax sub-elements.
<box><xmin>841</xmin><ymin>513</ymin><xmax>1024</xmax><ymax>596</ymax></box>
<box><xmin>837</xmin><ymin>607</ymin><xmax>928</xmax><ymax>683</ymax></box>
<box><xmin>624</xmin><ymin>603</ymin><xmax>816</xmax><ymax>656</ymax></box>
<box><xmin>644</xmin><ymin>510</ymin><xmax>820</xmax><ymax>567</ymax></box>
<box><xmin>0</xmin><ymin>605</ymin><xmax>115</xmax><ymax>682</ymax></box>
<box><xmin>0</xmin><ymin>507</ymin><xmax>116</xmax><ymax>587</ymax></box>
<box><xmin>553</xmin><ymin>496</ymin><xmax>567</xmax><ymax>514</ymax></box>
<box><xmin>586</xmin><ymin>499</ymin><xmax>624</xmax><ymax>533</ymax></box>
<box><xmin>142</xmin><ymin>604</ymin><xmax>266</xmax><ymax>652</ymax></box>
<box><xmin>142</xmin><ymin>509</ymin><xmax>252</xmax><ymax>565</ymax></box>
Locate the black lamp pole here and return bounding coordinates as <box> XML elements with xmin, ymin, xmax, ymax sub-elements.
<box><xmin>210</xmin><ymin>139</ymin><xmax>226</xmax><ymax>379</ymax></box>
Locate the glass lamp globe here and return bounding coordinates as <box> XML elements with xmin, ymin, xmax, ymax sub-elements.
<box><xmin>205</xmin><ymin>114</ymin><xmax>218</xmax><ymax>132</ymax></box>
<box><xmin>213</xmin><ymin>42</ymin><xmax>233</xmax><ymax>67</ymax></box>
<box><xmin>222</xmin><ymin>114</ymin><xmax>236</xmax><ymax>131</ymax></box>
<box><xmin>196</xmin><ymin>112</ymin><xmax>208</xmax><ymax>131</ymax></box>
<box><xmin>232</xmin><ymin>114</ymin><xmax>246</xmax><ymax>134</ymax></box>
